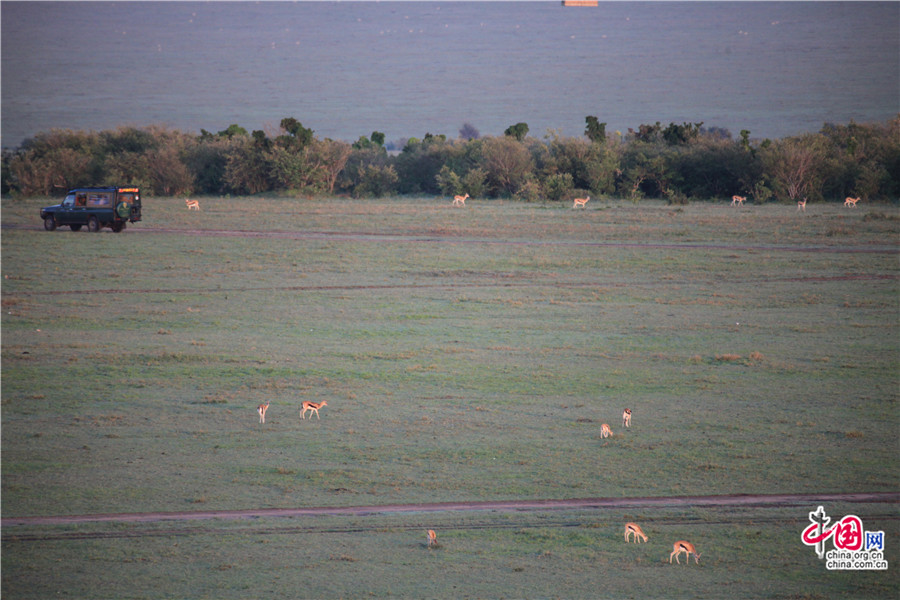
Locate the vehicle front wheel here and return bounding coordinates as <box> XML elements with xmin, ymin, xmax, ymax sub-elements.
<box><xmin>70</xmin><ymin>224</ymin><xmax>82</xmax><ymax>231</ymax></box>
<box><xmin>44</xmin><ymin>216</ymin><xmax>57</xmax><ymax>231</ymax></box>
<box><xmin>87</xmin><ymin>216</ymin><xmax>101</xmax><ymax>232</ymax></box>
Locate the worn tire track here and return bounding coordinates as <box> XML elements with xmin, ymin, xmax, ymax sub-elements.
<box><xmin>4</xmin><ymin>222</ymin><xmax>899</xmax><ymax>253</ymax></box>
<box><xmin>4</xmin><ymin>492</ymin><xmax>897</xmax><ymax>528</ymax></box>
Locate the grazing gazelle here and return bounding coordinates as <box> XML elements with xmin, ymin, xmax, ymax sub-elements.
<box><xmin>600</xmin><ymin>423</ymin><xmax>613</xmax><ymax>438</ymax></box>
<box><xmin>573</xmin><ymin>196</ymin><xmax>590</xmax><ymax>209</ymax></box>
<box><xmin>300</xmin><ymin>400</ymin><xmax>328</xmax><ymax>420</ymax></box>
<box><xmin>453</xmin><ymin>193</ymin><xmax>469</xmax><ymax>206</ymax></box>
<box><xmin>669</xmin><ymin>540</ymin><xmax>702</xmax><ymax>565</ymax></box>
<box><xmin>426</xmin><ymin>529</ymin><xmax>437</xmax><ymax>547</ymax></box>
<box><xmin>622</xmin><ymin>408</ymin><xmax>632</xmax><ymax>428</ymax></box>
<box><xmin>797</xmin><ymin>198</ymin><xmax>807</xmax><ymax>212</ymax></box>
<box><xmin>185</xmin><ymin>198</ymin><xmax>200</xmax><ymax>210</ymax></box>
<box><xmin>731</xmin><ymin>195</ymin><xmax>746</xmax><ymax>206</ymax></box>
<box><xmin>844</xmin><ymin>196</ymin><xmax>860</xmax><ymax>207</ymax></box>
<box><xmin>257</xmin><ymin>401</ymin><xmax>270</xmax><ymax>424</ymax></box>
<box><xmin>624</xmin><ymin>522</ymin><xmax>648</xmax><ymax>544</ymax></box>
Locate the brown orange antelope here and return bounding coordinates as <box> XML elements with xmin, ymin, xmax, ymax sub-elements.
<box><xmin>573</xmin><ymin>196</ymin><xmax>590</xmax><ymax>209</ymax></box>
<box><xmin>185</xmin><ymin>199</ymin><xmax>200</xmax><ymax>210</ymax></box>
<box><xmin>624</xmin><ymin>522</ymin><xmax>648</xmax><ymax>543</ymax></box>
<box><xmin>300</xmin><ymin>400</ymin><xmax>328</xmax><ymax>420</ymax></box>
<box><xmin>257</xmin><ymin>401</ymin><xmax>270</xmax><ymax>424</ymax></box>
<box><xmin>731</xmin><ymin>195</ymin><xmax>746</xmax><ymax>206</ymax></box>
<box><xmin>426</xmin><ymin>529</ymin><xmax>437</xmax><ymax>546</ymax></box>
<box><xmin>600</xmin><ymin>423</ymin><xmax>612</xmax><ymax>438</ymax></box>
<box><xmin>797</xmin><ymin>198</ymin><xmax>807</xmax><ymax>212</ymax></box>
<box><xmin>622</xmin><ymin>408</ymin><xmax>632</xmax><ymax>428</ymax></box>
<box><xmin>669</xmin><ymin>540</ymin><xmax>701</xmax><ymax>565</ymax></box>
<box><xmin>453</xmin><ymin>193</ymin><xmax>469</xmax><ymax>206</ymax></box>
<box><xmin>844</xmin><ymin>196</ymin><xmax>860</xmax><ymax>207</ymax></box>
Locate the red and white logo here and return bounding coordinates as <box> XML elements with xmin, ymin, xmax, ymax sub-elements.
<box><xmin>801</xmin><ymin>506</ymin><xmax>887</xmax><ymax>570</ymax></box>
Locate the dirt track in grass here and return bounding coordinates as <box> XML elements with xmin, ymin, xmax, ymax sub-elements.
<box><xmin>4</xmin><ymin>222</ymin><xmax>900</xmax><ymax>254</ymax></box>
<box><xmin>4</xmin><ymin>492</ymin><xmax>897</xmax><ymax>528</ymax></box>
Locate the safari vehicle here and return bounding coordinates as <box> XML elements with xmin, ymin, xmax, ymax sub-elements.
<box><xmin>41</xmin><ymin>187</ymin><xmax>142</xmax><ymax>233</ymax></box>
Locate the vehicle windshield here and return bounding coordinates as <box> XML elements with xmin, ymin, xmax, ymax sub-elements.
<box><xmin>62</xmin><ymin>194</ymin><xmax>75</xmax><ymax>207</ymax></box>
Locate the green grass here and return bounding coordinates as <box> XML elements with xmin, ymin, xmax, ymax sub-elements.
<box><xmin>2</xmin><ymin>195</ymin><xmax>899</xmax><ymax>598</ymax></box>
<box><xmin>2</xmin><ymin>505</ymin><xmax>898</xmax><ymax>599</ymax></box>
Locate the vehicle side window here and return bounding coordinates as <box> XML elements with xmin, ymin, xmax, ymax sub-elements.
<box><xmin>62</xmin><ymin>194</ymin><xmax>76</xmax><ymax>208</ymax></box>
<box><xmin>76</xmin><ymin>193</ymin><xmax>87</xmax><ymax>206</ymax></box>
<box><xmin>86</xmin><ymin>193</ymin><xmax>111</xmax><ymax>207</ymax></box>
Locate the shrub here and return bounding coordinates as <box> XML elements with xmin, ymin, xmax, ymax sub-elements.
<box><xmin>462</xmin><ymin>167</ymin><xmax>488</xmax><ymax>199</ymax></box>
<box><xmin>543</xmin><ymin>172</ymin><xmax>574</xmax><ymax>202</ymax></box>
<box><xmin>479</xmin><ymin>136</ymin><xmax>534</xmax><ymax>197</ymax></box>
<box><xmin>435</xmin><ymin>165</ymin><xmax>463</xmax><ymax>196</ymax></box>
<box><xmin>352</xmin><ymin>164</ymin><xmax>399</xmax><ymax>198</ymax></box>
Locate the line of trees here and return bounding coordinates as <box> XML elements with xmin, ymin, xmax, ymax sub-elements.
<box><xmin>3</xmin><ymin>115</ymin><xmax>898</xmax><ymax>203</ymax></box>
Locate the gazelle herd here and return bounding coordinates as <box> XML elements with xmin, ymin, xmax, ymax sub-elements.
<box><xmin>250</xmin><ymin>398</ymin><xmax>701</xmax><ymax>564</ymax></box>
<box><xmin>451</xmin><ymin>193</ymin><xmax>594</xmax><ymax>209</ymax></box>
<box><xmin>254</xmin><ymin>399</ymin><xmax>328</xmax><ymax>424</ymax></box>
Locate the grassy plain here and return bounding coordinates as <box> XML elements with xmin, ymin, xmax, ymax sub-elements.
<box><xmin>2</xmin><ymin>195</ymin><xmax>899</xmax><ymax>598</ymax></box>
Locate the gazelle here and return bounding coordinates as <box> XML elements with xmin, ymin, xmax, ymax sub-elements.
<box><xmin>257</xmin><ymin>401</ymin><xmax>270</xmax><ymax>424</ymax></box>
<box><xmin>573</xmin><ymin>196</ymin><xmax>590</xmax><ymax>209</ymax></box>
<box><xmin>300</xmin><ymin>400</ymin><xmax>328</xmax><ymax>420</ymax></box>
<box><xmin>669</xmin><ymin>540</ymin><xmax>701</xmax><ymax>565</ymax></box>
<box><xmin>426</xmin><ymin>529</ymin><xmax>437</xmax><ymax>547</ymax></box>
<box><xmin>622</xmin><ymin>408</ymin><xmax>632</xmax><ymax>428</ymax></box>
<box><xmin>453</xmin><ymin>193</ymin><xmax>469</xmax><ymax>206</ymax></box>
<box><xmin>731</xmin><ymin>195</ymin><xmax>746</xmax><ymax>206</ymax></box>
<box><xmin>797</xmin><ymin>198</ymin><xmax>807</xmax><ymax>212</ymax></box>
<box><xmin>844</xmin><ymin>196</ymin><xmax>860</xmax><ymax>207</ymax></box>
<box><xmin>600</xmin><ymin>423</ymin><xmax>613</xmax><ymax>438</ymax></box>
<box><xmin>624</xmin><ymin>522</ymin><xmax>648</xmax><ymax>543</ymax></box>
<box><xmin>185</xmin><ymin>199</ymin><xmax>200</xmax><ymax>210</ymax></box>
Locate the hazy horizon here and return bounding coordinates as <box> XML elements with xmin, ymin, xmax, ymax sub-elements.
<box><xmin>2</xmin><ymin>1</ymin><xmax>898</xmax><ymax>149</ymax></box>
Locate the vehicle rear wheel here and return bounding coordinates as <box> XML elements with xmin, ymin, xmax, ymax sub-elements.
<box><xmin>87</xmin><ymin>216</ymin><xmax>100</xmax><ymax>232</ymax></box>
<box><xmin>44</xmin><ymin>216</ymin><xmax>57</xmax><ymax>231</ymax></box>
<box><xmin>70</xmin><ymin>224</ymin><xmax>82</xmax><ymax>231</ymax></box>
<box><xmin>111</xmin><ymin>222</ymin><xmax>126</xmax><ymax>233</ymax></box>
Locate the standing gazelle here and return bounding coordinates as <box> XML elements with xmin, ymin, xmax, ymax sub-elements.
<box><xmin>453</xmin><ymin>193</ymin><xmax>469</xmax><ymax>206</ymax></box>
<box><xmin>622</xmin><ymin>408</ymin><xmax>632</xmax><ymax>428</ymax></box>
<box><xmin>426</xmin><ymin>529</ymin><xmax>437</xmax><ymax>547</ymax></box>
<box><xmin>300</xmin><ymin>400</ymin><xmax>328</xmax><ymax>420</ymax></box>
<box><xmin>573</xmin><ymin>196</ymin><xmax>590</xmax><ymax>209</ymax></box>
<box><xmin>731</xmin><ymin>195</ymin><xmax>746</xmax><ymax>206</ymax></box>
<box><xmin>257</xmin><ymin>401</ymin><xmax>270</xmax><ymax>424</ymax></box>
<box><xmin>600</xmin><ymin>423</ymin><xmax>613</xmax><ymax>438</ymax></box>
<box><xmin>669</xmin><ymin>540</ymin><xmax>701</xmax><ymax>564</ymax></box>
<box><xmin>624</xmin><ymin>522</ymin><xmax>648</xmax><ymax>543</ymax></box>
<box><xmin>797</xmin><ymin>198</ymin><xmax>807</xmax><ymax>212</ymax></box>
<box><xmin>844</xmin><ymin>196</ymin><xmax>860</xmax><ymax>207</ymax></box>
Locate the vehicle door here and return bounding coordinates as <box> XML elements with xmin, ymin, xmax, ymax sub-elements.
<box><xmin>56</xmin><ymin>193</ymin><xmax>78</xmax><ymax>225</ymax></box>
